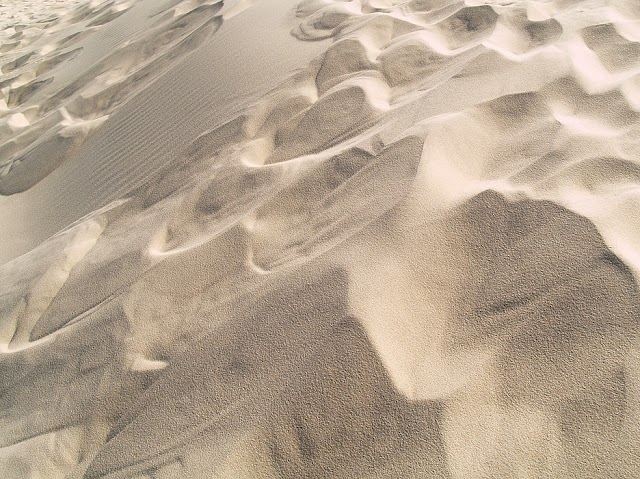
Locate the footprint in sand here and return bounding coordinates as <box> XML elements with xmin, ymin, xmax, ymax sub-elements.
<box><xmin>268</xmin><ymin>74</ymin><xmax>390</xmax><ymax>163</ymax></box>
<box><xmin>542</xmin><ymin>76</ymin><xmax>640</xmax><ymax>134</ymax></box>
<box><xmin>581</xmin><ymin>23</ymin><xmax>640</xmax><ymax>74</ymax></box>
<box><xmin>250</xmin><ymin>135</ymin><xmax>424</xmax><ymax>271</ymax></box>
<box><xmin>0</xmin><ymin>109</ymin><xmax>108</xmax><ymax>195</ymax></box>
<box><xmin>432</xmin><ymin>5</ymin><xmax>498</xmax><ymax>51</ymax></box>
<box><xmin>0</xmin><ymin>217</ymin><xmax>105</xmax><ymax>347</ymax></box>
<box><xmin>377</xmin><ymin>31</ymin><xmax>483</xmax><ymax>91</ymax></box>
<box><xmin>488</xmin><ymin>10</ymin><xmax>563</xmax><ymax>56</ymax></box>
<box><xmin>152</xmin><ymin>159</ymin><xmax>284</xmax><ymax>255</ymax></box>
<box><xmin>315</xmin><ymin>36</ymin><xmax>377</xmax><ymax>93</ymax></box>
<box><xmin>293</xmin><ymin>1</ymin><xmax>363</xmax><ymax>40</ymax></box>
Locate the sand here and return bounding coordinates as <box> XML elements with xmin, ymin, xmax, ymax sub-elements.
<box><xmin>1</xmin><ymin>0</ymin><xmax>640</xmax><ymax>477</ymax></box>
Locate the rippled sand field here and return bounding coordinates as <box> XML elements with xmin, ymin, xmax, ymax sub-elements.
<box><xmin>1</xmin><ymin>0</ymin><xmax>640</xmax><ymax>477</ymax></box>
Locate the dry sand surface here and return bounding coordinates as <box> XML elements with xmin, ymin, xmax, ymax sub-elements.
<box><xmin>1</xmin><ymin>0</ymin><xmax>640</xmax><ymax>477</ymax></box>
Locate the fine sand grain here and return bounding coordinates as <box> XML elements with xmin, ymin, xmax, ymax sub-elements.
<box><xmin>1</xmin><ymin>0</ymin><xmax>640</xmax><ymax>478</ymax></box>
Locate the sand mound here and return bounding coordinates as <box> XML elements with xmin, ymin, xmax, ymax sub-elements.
<box><xmin>2</xmin><ymin>0</ymin><xmax>640</xmax><ymax>478</ymax></box>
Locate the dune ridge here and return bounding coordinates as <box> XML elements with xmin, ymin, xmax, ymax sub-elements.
<box><xmin>1</xmin><ymin>0</ymin><xmax>640</xmax><ymax>477</ymax></box>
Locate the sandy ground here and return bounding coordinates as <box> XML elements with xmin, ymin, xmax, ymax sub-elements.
<box><xmin>0</xmin><ymin>0</ymin><xmax>89</xmax><ymax>31</ymax></box>
<box><xmin>1</xmin><ymin>0</ymin><xmax>640</xmax><ymax>478</ymax></box>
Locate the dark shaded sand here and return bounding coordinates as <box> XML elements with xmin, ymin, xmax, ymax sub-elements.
<box><xmin>67</xmin><ymin>191</ymin><xmax>640</xmax><ymax>478</ymax></box>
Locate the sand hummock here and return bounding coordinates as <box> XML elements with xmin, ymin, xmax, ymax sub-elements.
<box><xmin>1</xmin><ymin>0</ymin><xmax>640</xmax><ymax>477</ymax></box>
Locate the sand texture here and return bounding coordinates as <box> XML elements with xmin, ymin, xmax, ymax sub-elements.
<box><xmin>1</xmin><ymin>0</ymin><xmax>640</xmax><ymax>477</ymax></box>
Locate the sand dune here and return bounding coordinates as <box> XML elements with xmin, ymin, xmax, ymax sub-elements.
<box><xmin>0</xmin><ymin>0</ymin><xmax>224</xmax><ymax>195</ymax></box>
<box><xmin>2</xmin><ymin>0</ymin><xmax>640</xmax><ymax>477</ymax></box>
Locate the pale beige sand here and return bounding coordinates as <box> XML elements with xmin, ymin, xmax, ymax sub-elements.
<box><xmin>1</xmin><ymin>0</ymin><xmax>640</xmax><ymax>478</ymax></box>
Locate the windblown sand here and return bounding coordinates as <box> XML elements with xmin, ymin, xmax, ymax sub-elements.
<box><xmin>1</xmin><ymin>0</ymin><xmax>640</xmax><ymax>477</ymax></box>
